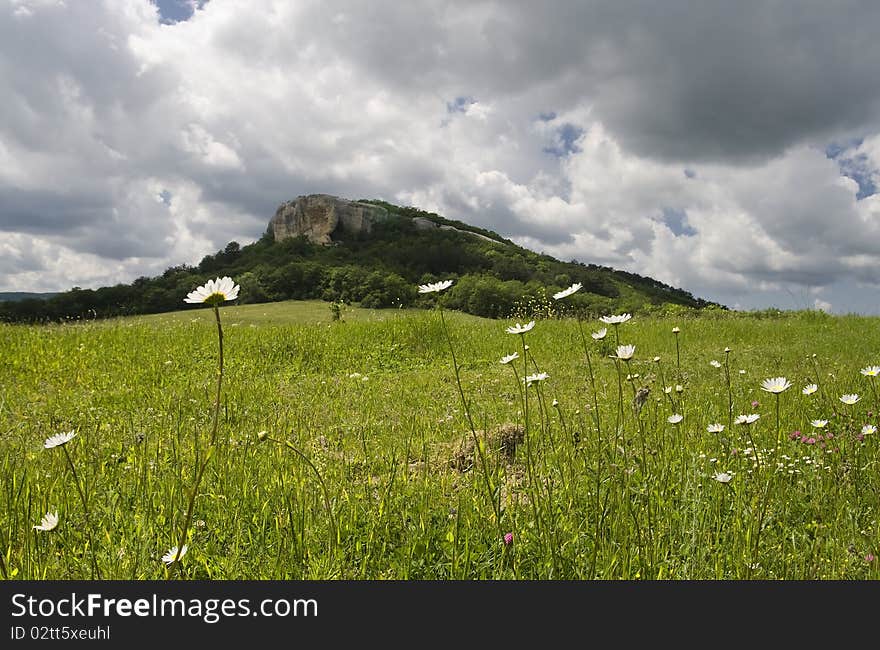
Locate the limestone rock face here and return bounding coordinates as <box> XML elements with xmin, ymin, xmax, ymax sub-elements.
<box><xmin>412</xmin><ymin>215</ymin><xmax>500</xmax><ymax>243</ymax></box>
<box><xmin>270</xmin><ymin>194</ymin><xmax>389</xmax><ymax>244</ymax></box>
<box><xmin>412</xmin><ymin>216</ymin><xmax>438</xmax><ymax>231</ymax></box>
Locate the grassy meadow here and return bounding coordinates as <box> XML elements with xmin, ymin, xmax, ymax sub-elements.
<box><xmin>2</xmin><ymin>297</ymin><xmax>880</xmax><ymax>579</ymax></box>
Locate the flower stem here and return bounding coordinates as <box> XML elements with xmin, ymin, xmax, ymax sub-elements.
<box><xmin>171</xmin><ymin>304</ymin><xmax>224</xmax><ymax>576</ymax></box>
<box><xmin>574</xmin><ymin>319</ymin><xmax>602</xmax><ymax>435</ymax></box>
<box><xmin>869</xmin><ymin>378</ymin><xmax>879</xmax><ymax>413</ymax></box>
<box><xmin>627</xmin><ymin>369</ymin><xmax>648</xmax><ymax>467</ymax></box>
<box><xmin>613</xmin><ymin>357</ymin><xmax>624</xmax><ymax>450</ymax></box>
<box><xmin>62</xmin><ymin>445</ymin><xmax>101</xmax><ymax>579</ymax></box>
<box><xmin>510</xmin><ymin>362</ymin><xmax>544</xmax><ymax>546</ymax></box>
<box><xmin>438</xmin><ymin>307</ymin><xmax>503</xmax><ymax>531</ymax></box>
<box><xmin>724</xmin><ymin>351</ymin><xmax>733</xmax><ymax>432</ymax></box>
<box><xmin>627</xmin><ymin>365</ymin><xmax>655</xmax><ymax>566</ymax></box>
<box><xmin>743</xmin><ymin>425</ymin><xmax>761</xmax><ymax>473</ymax></box>
<box><xmin>675</xmin><ymin>336</ymin><xmax>681</xmax><ymax>380</ymax></box>
<box><xmin>209</xmin><ymin>305</ymin><xmax>224</xmax><ymax>446</ymax></box>
<box><xmin>775</xmin><ymin>393</ymin><xmax>781</xmax><ymax>450</ymax></box>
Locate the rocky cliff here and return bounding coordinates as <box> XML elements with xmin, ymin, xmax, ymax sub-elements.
<box><xmin>271</xmin><ymin>194</ymin><xmax>506</xmax><ymax>246</ymax></box>
<box><xmin>270</xmin><ymin>194</ymin><xmax>390</xmax><ymax>244</ymax></box>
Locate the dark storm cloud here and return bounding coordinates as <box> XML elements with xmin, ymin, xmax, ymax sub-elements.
<box><xmin>0</xmin><ymin>185</ymin><xmax>170</xmax><ymax>260</ymax></box>
<box><xmin>0</xmin><ymin>188</ymin><xmax>112</xmax><ymax>234</ymax></box>
<box><xmin>585</xmin><ymin>1</ymin><xmax>880</xmax><ymax>162</ymax></box>
<box><xmin>315</xmin><ymin>0</ymin><xmax>880</xmax><ymax>162</ymax></box>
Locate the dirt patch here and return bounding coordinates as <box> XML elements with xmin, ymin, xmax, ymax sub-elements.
<box><xmin>447</xmin><ymin>423</ymin><xmax>526</xmax><ymax>472</ymax></box>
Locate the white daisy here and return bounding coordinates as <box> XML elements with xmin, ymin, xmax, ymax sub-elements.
<box><xmin>760</xmin><ymin>377</ymin><xmax>792</xmax><ymax>394</ymax></box>
<box><xmin>500</xmin><ymin>352</ymin><xmax>519</xmax><ymax>365</ymax></box>
<box><xmin>599</xmin><ymin>313</ymin><xmax>632</xmax><ymax>325</ymax></box>
<box><xmin>591</xmin><ymin>328</ymin><xmax>607</xmax><ymax>340</ymax></box>
<box><xmin>675</xmin><ymin>384</ymin><xmax>684</xmax><ymax>393</ymax></box>
<box><xmin>672</xmin><ymin>327</ymin><xmax>681</xmax><ymax>334</ymax></box>
<box><xmin>506</xmin><ymin>321</ymin><xmax>535</xmax><ymax>335</ymax></box>
<box><xmin>552</xmin><ymin>283</ymin><xmax>582</xmax><ymax>300</ymax></box>
<box><xmin>707</xmin><ymin>423</ymin><xmax>725</xmax><ymax>433</ymax></box>
<box><xmin>735</xmin><ymin>414</ymin><xmax>761</xmax><ymax>425</ymax></box>
<box><xmin>713</xmin><ymin>472</ymin><xmax>732</xmax><ymax>483</ymax></box>
<box><xmin>861</xmin><ymin>424</ymin><xmax>876</xmax><ymax>435</ymax></box>
<box><xmin>861</xmin><ymin>366</ymin><xmax>880</xmax><ymax>377</ymax></box>
<box><xmin>184</xmin><ymin>276</ymin><xmax>240</xmax><ymax>304</ymax></box>
<box><xmin>524</xmin><ymin>372</ymin><xmax>549</xmax><ymax>385</ymax></box>
<box><xmin>33</xmin><ymin>511</ymin><xmax>59</xmax><ymax>532</ymax></box>
<box><xmin>710</xmin><ymin>360</ymin><xmax>722</xmax><ymax>368</ymax></box>
<box><xmin>840</xmin><ymin>394</ymin><xmax>861</xmax><ymax>405</ymax></box>
<box><xmin>162</xmin><ymin>545</ymin><xmax>188</xmax><ymax>565</ymax></box>
<box><xmin>802</xmin><ymin>384</ymin><xmax>818</xmax><ymax>395</ymax></box>
<box><xmin>667</xmin><ymin>414</ymin><xmax>684</xmax><ymax>424</ymax></box>
<box><xmin>653</xmin><ymin>356</ymin><xmax>661</xmax><ymax>363</ymax></box>
<box><xmin>417</xmin><ymin>279</ymin><xmax>454</xmax><ymax>294</ymax></box>
<box><xmin>44</xmin><ymin>431</ymin><xmax>77</xmax><ymax>449</ymax></box>
<box><xmin>615</xmin><ymin>344</ymin><xmax>635</xmax><ymax>360</ymax></box>
<box><xmin>810</xmin><ymin>419</ymin><xmax>828</xmax><ymax>429</ymax></box>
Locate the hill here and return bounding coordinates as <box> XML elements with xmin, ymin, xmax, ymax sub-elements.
<box><xmin>0</xmin><ymin>291</ymin><xmax>58</xmax><ymax>302</ymax></box>
<box><xmin>0</xmin><ymin>196</ymin><xmax>722</xmax><ymax>323</ymax></box>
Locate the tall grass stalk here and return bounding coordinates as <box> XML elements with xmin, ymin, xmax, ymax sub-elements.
<box><xmin>437</xmin><ymin>306</ymin><xmax>503</xmax><ymax>534</ymax></box>
<box><xmin>263</xmin><ymin>434</ymin><xmax>338</xmax><ymax>555</ymax></box>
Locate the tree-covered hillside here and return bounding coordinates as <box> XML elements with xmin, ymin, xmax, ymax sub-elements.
<box><xmin>0</xmin><ymin>202</ymin><xmax>722</xmax><ymax>323</ymax></box>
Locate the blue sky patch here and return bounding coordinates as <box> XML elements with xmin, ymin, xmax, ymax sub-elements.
<box><xmin>825</xmin><ymin>137</ymin><xmax>876</xmax><ymax>199</ymax></box>
<box><xmin>446</xmin><ymin>96</ymin><xmax>475</xmax><ymax>114</ymax></box>
<box><xmin>153</xmin><ymin>0</ymin><xmax>207</xmax><ymax>25</ymax></box>
<box><xmin>825</xmin><ymin>137</ymin><xmax>863</xmax><ymax>160</ymax></box>
<box><xmin>841</xmin><ymin>157</ymin><xmax>877</xmax><ymax>200</ymax></box>
<box><xmin>660</xmin><ymin>208</ymin><xmax>697</xmax><ymax>237</ymax></box>
<box><xmin>543</xmin><ymin>123</ymin><xmax>583</xmax><ymax>157</ymax></box>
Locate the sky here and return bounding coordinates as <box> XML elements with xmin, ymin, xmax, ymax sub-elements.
<box><xmin>2</xmin><ymin>1</ymin><xmax>880</xmax><ymax>313</ymax></box>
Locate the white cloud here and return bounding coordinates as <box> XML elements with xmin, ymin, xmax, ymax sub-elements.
<box><xmin>1</xmin><ymin>0</ymin><xmax>880</xmax><ymax>312</ymax></box>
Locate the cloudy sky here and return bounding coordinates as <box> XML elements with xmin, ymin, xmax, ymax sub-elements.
<box><xmin>2</xmin><ymin>0</ymin><xmax>880</xmax><ymax>313</ymax></box>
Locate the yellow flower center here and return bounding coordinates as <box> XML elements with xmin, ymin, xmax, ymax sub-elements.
<box><xmin>204</xmin><ymin>292</ymin><xmax>226</xmax><ymax>306</ymax></box>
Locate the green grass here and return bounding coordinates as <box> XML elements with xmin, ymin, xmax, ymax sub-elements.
<box><xmin>137</xmin><ymin>299</ymin><xmax>415</xmax><ymax>326</ymax></box>
<box><xmin>2</xmin><ymin>300</ymin><xmax>879</xmax><ymax>579</ymax></box>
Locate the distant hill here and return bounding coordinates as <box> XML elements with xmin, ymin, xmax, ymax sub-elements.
<box><xmin>0</xmin><ymin>196</ymin><xmax>723</xmax><ymax>323</ymax></box>
<box><xmin>0</xmin><ymin>292</ymin><xmax>58</xmax><ymax>302</ymax></box>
